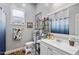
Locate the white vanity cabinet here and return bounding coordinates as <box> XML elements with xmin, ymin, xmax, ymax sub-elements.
<box><xmin>40</xmin><ymin>39</ymin><xmax>79</xmax><ymax>55</ymax></box>
<box><xmin>40</xmin><ymin>41</ymin><xmax>69</xmax><ymax>55</ymax></box>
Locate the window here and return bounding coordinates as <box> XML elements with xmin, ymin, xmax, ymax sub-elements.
<box><xmin>11</xmin><ymin>9</ymin><xmax>25</xmax><ymax>25</ymax></box>
<box><xmin>12</xmin><ymin>9</ymin><xmax>24</xmax><ymax>18</ymax></box>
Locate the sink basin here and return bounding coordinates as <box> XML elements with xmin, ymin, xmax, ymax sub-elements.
<box><xmin>44</xmin><ymin>39</ymin><xmax>66</xmax><ymax>45</ymax></box>
<box><xmin>47</xmin><ymin>39</ymin><xmax>63</xmax><ymax>44</ymax></box>
<box><xmin>55</xmin><ymin>39</ymin><xmax>63</xmax><ymax>43</ymax></box>
<box><xmin>48</xmin><ymin>39</ymin><xmax>66</xmax><ymax>45</ymax></box>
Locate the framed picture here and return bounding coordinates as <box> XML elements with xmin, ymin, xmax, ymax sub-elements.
<box><xmin>12</xmin><ymin>28</ymin><xmax>23</xmax><ymax>41</ymax></box>
<box><xmin>35</xmin><ymin>12</ymin><xmax>42</xmax><ymax>29</ymax></box>
<box><xmin>27</xmin><ymin>22</ymin><xmax>33</xmax><ymax>28</ymax></box>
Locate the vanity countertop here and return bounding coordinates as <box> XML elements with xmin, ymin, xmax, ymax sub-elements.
<box><xmin>41</xmin><ymin>38</ymin><xmax>79</xmax><ymax>55</ymax></box>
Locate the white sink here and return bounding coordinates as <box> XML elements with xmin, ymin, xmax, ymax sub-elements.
<box><xmin>48</xmin><ymin>39</ymin><xmax>65</xmax><ymax>45</ymax></box>
<box><xmin>54</xmin><ymin>39</ymin><xmax>63</xmax><ymax>43</ymax></box>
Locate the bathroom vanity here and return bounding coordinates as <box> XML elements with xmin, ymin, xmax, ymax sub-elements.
<box><xmin>40</xmin><ymin>39</ymin><xmax>79</xmax><ymax>55</ymax></box>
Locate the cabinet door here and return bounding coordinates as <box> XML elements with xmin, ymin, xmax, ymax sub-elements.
<box><xmin>40</xmin><ymin>44</ymin><xmax>48</xmax><ymax>55</ymax></box>
<box><xmin>47</xmin><ymin>44</ymin><xmax>68</xmax><ymax>55</ymax></box>
<box><xmin>47</xmin><ymin>45</ymin><xmax>61</xmax><ymax>55</ymax></box>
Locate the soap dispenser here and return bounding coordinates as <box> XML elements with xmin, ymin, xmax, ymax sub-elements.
<box><xmin>69</xmin><ymin>36</ymin><xmax>75</xmax><ymax>46</ymax></box>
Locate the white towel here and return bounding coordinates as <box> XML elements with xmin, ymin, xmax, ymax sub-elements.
<box><xmin>25</xmin><ymin>48</ymin><xmax>32</xmax><ymax>54</ymax></box>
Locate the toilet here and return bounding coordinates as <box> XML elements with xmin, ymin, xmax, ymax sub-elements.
<box><xmin>24</xmin><ymin>41</ymin><xmax>35</xmax><ymax>55</ymax></box>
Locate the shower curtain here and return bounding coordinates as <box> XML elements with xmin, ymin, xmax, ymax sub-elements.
<box><xmin>0</xmin><ymin>7</ymin><xmax>6</xmax><ymax>54</ymax></box>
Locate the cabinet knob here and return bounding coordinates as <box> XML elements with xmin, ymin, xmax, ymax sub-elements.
<box><xmin>48</xmin><ymin>47</ymin><xmax>52</xmax><ymax>50</ymax></box>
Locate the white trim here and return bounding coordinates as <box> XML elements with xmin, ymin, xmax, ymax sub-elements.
<box><xmin>75</xmin><ymin>14</ymin><xmax>79</xmax><ymax>35</ymax></box>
